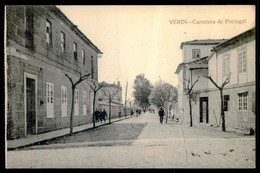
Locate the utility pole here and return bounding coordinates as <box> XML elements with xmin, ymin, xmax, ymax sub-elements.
<box><xmin>124</xmin><ymin>82</ymin><xmax>128</xmax><ymax>117</ymax></box>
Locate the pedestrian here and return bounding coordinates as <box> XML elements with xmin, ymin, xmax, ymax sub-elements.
<box><xmin>98</xmin><ymin>109</ymin><xmax>103</xmax><ymax>123</ymax></box>
<box><xmin>136</xmin><ymin>109</ymin><xmax>139</xmax><ymax>117</ymax></box>
<box><xmin>94</xmin><ymin>109</ymin><xmax>99</xmax><ymax>123</ymax></box>
<box><xmin>158</xmin><ymin>107</ymin><xmax>165</xmax><ymax>124</ymax></box>
<box><xmin>102</xmin><ymin>109</ymin><xmax>107</xmax><ymax>123</ymax></box>
<box><xmin>118</xmin><ymin>111</ymin><xmax>121</xmax><ymax>119</ymax></box>
<box><xmin>138</xmin><ymin>109</ymin><xmax>141</xmax><ymax>116</ymax></box>
<box><xmin>131</xmin><ymin>110</ymin><xmax>134</xmax><ymax>117</ymax></box>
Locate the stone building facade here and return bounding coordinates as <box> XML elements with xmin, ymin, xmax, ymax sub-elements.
<box><xmin>207</xmin><ymin>27</ymin><xmax>255</xmax><ymax>134</ymax></box>
<box><xmin>6</xmin><ymin>5</ymin><xmax>102</xmax><ymax>139</ymax></box>
<box><xmin>98</xmin><ymin>81</ymin><xmax>123</xmax><ymax>118</ymax></box>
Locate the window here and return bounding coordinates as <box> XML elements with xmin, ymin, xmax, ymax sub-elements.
<box><xmin>192</xmin><ymin>49</ymin><xmax>200</xmax><ymax>58</ymax></box>
<box><xmin>83</xmin><ymin>91</ymin><xmax>87</xmax><ymax>116</ymax></box>
<box><xmin>74</xmin><ymin>89</ymin><xmax>79</xmax><ymax>116</ymax></box>
<box><xmin>222</xmin><ymin>54</ymin><xmax>230</xmax><ymax>78</ymax></box>
<box><xmin>73</xmin><ymin>42</ymin><xmax>77</xmax><ymax>60</ymax></box>
<box><xmin>46</xmin><ymin>20</ymin><xmax>52</xmax><ymax>44</ymax></box>
<box><xmin>223</xmin><ymin>95</ymin><xmax>229</xmax><ymax>111</ymax></box>
<box><xmin>61</xmin><ymin>31</ymin><xmax>65</xmax><ymax>52</ymax></box>
<box><xmin>238</xmin><ymin>49</ymin><xmax>247</xmax><ymax>73</ymax></box>
<box><xmin>61</xmin><ymin>86</ymin><xmax>67</xmax><ymax>117</ymax></box>
<box><xmin>25</xmin><ymin>7</ymin><xmax>34</xmax><ymax>49</ymax></box>
<box><xmin>46</xmin><ymin>82</ymin><xmax>54</xmax><ymax>118</ymax></box>
<box><xmin>82</xmin><ymin>49</ymin><xmax>85</xmax><ymax>65</ymax></box>
<box><xmin>91</xmin><ymin>56</ymin><xmax>94</xmax><ymax>79</ymax></box>
<box><xmin>238</xmin><ymin>92</ymin><xmax>248</xmax><ymax>111</ymax></box>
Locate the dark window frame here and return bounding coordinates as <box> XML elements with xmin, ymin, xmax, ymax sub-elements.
<box><xmin>73</xmin><ymin>42</ymin><xmax>78</xmax><ymax>60</ymax></box>
<box><xmin>82</xmin><ymin>49</ymin><xmax>85</xmax><ymax>65</ymax></box>
<box><xmin>192</xmin><ymin>49</ymin><xmax>201</xmax><ymax>59</ymax></box>
<box><xmin>223</xmin><ymin>95</ymin><xmax>230</xmax><ymax>111</ymax></box>
<box><xmin>61</xmin><ymin>31</ymin><xmax>66</xmax><ymax>53</ymax></box>
<box><xmin>46</xmin><ymin>19</ymin><xmax>52</xmax><ymax>45</ymax></box>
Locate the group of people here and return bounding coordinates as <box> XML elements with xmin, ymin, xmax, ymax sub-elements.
<box><xmin>135</xmin><ymin>109</ymin><xmax>142</xmax><ymax>117</ymax></box>
<box><xmin>94</xmin><ymin>109</ymin><xmax>107</xmax><ymax>123</ymax></box>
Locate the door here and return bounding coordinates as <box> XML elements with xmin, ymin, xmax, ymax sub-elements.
<box><xmin>26</xmin><ymin>78</ymin><xmax>36</xmax><ymax>135</ymax></box>
<box><xmin>199</xmin><ymin>97</ymin><xmax>208</xmax><ymax>123</ymax></box>
<box><xmin>61</xmin><ymin>86</ymin><xmax>67</xmax><ymax>117</ymax></box>
<box><xmin>83</xmin><ymin>91</ymin><xmax>87</xmax><ymax>116</ymax></box>
<box><xmin>74</xmin><ymin>89</ymin><xmax>79</xmax><ymax>116</ymax></box>
<box><xmin>46</xmin><ymin>82</ymin><xmax>54</xmax><ymax>118</ymax></box>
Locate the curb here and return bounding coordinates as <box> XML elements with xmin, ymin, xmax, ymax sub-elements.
<box><xmin>7</xmin><ymin>115</ymin><xmax>133</xmax><ymax>151</ymax></box>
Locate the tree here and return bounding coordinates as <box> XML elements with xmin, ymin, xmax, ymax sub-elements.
<box><xmin>65</xmin><ymin>73</ymin><xmax>90</xmax><ymax>135</ymax></box>
<box><xmin>204</xmin><ymin>75</ymin><xmax>230</xmax><ymax>132</ymax></box>
<box><xmin>87</xmin><ymin>80</ymin><xmax>103</xmax><ymax>128</ymax></box>
<box><xmin>102</xmin><ymin>86</ymin><xmax>120</xmax><ymax>124</ymax></box>
<box><xmin>133</xmin><ymin>74</ymin><xmax>153</xmax><ymax>111</ymax></box>
<box><xmin>149</xmin><ymin>80</ymin><xmax>178</xmax><ymax>123</ymax></box>
<box><xmin>183</xmin><ymin>76</ymin><xmax>199</xmax><ymax>127</ymax></box>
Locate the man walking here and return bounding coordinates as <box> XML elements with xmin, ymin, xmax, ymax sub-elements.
<box><xmin>158</xmin><ymin>107</ymin><xmax>165</xmax><ymax>124</ymax></box>
<box><xmin>101</xmin><ymin>109</ymin><xmax>107</xmax><ymax>123</ymax></box>
<box><xmin>94</xmin><ymin>109</ymin><xmax>100</xmax><ymax>123</ymax></box>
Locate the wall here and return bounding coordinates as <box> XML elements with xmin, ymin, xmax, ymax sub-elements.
<box><xmin>6</xmin><ymin>6</ymin><xmax>100</xmax><ymax>139</ymax></box>
<box><xmin>209</xmin><ymin>40</ymin><xmax>255</xmax><ymax>87</ymax></box>
<box><xmin>182</xmin><ymin>44</ymin><xmax>217</xmax><ymax>63</ymax></box>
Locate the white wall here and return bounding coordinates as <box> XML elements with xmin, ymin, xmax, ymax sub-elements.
<box><xmin>183</xmin><ymin>44</ymin><xmax>217</xmax><ymax>63</ymax></box>
<box><xmin>208</xmin><ymin>53</ymin><xmax>217</xmax><ymax>88</ymax></box>
<box><xmin>209</xmin><ymin>40</ymin><xmax>255</xmax><ymax>87</ymax></box>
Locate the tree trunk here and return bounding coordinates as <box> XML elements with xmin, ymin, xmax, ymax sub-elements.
<box><xmin>220</xmin><ymin>89</ymin><xmax>226</xmax><ymax>131</ymax></box>
<box><xmin>109</xmin><ymin>101</ymin><xmax>111</xmax><ymax>124</ymax></box>
<box><xmin>93</xmin><ymin>91</ymin><xmax>96</xmax><ymax>128</ymax></box>
<box><xmin>70</xmin><ymin>87</ymin><xmax>75</xmax><ymax>135</ymax></box>
<box><xmin>189</xmin><ymin>93</ymin><xmax>192</xmax><ymax>127</ymax></box>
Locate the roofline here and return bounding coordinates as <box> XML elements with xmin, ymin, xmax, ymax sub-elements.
<box><xmin>208</xmin><ymin>27</ymin><xmax>255</xmax><ymax>61</ymax></box>
<box><xmin>175</xmin><ymin>56</ymin><xmax>208</xmax><ymax>74</ymax></box>
<box><xmin>212</xmin><ymin>27</ymin><xmax>255</xmax><ymax>51</ymax></box>
<box><xmin>51</xmin><ymin>6</ymin><xmax>103</xmax><ymax>54</ymax></box>
<box><xmin>180</xmin><ymin>39</ymin><xmax>227</xmax><ymax>49</ymax></box>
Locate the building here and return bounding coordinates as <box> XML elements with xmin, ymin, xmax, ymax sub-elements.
<box><xmin>6</xmin><ymin>5</ymin><xmax>102</xmax><ymax>139</ymax></box>
<box><xmin>175</xmin><ymin>39</ymin><xmax>226</xmax><ymax>125</ymax></box>
<box><xmin>207</xmin><ymin>27</ymin><xmax>255</xmax><ymax>134</ymax></box>
<box><xmin>98</xmin><ymin>81</ymin><xmax>123</xmax><ymax>118</ymax></box>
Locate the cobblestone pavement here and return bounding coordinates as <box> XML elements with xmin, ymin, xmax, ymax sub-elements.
<box><xmin>6</xmin><ymin>112</ymin><xmax>255</xmax><ymax>168</ymax></box>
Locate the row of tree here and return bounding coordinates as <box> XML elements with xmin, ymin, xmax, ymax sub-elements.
<box><xmin>132</xmin><ymin>74</ymin><xmax>178</xmax><ymax>123</ymax></box>
<box><xmin>65</xmin><ymin>73</ymin><xmax>123</xmax><ymax>135</ymax></box>
<box><xmin>132</xmin><ymin>73</ymin><xmax>230</xmax><ymax>132</ymax></box>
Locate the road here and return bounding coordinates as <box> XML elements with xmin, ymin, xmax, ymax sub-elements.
<box><xmin>6</xmin><ymin>112</ymin><xmax>255</xmax><ymax>168</ymax></box>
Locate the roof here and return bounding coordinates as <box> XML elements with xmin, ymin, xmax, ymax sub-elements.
<box><xmin>180</xmin><ymin>39</ymin><xmax>227</xmax><ymax>49</ymax></box>
<box><xmin>51</xmin><ymin>6</ymin><xmax>103</xmax><ymax>54</ymax></box>
<box><xmin>212</xmin><ymin>27</ymin><xmax>255</xmax><ymax>51</ymax></box>
<box><xmin>175</xmin><ymin>56</ymin><xmax>208</xmax><ymax>74</ymax></box>
<box><xmin>208</xmin><ymin>27</ymin><xmax>255</xmax><ymax>61</ymax></box>
<box><xmin>100</xmin><ymin>81</ymin><xmax>122</xmax><ymax>89</ymax></box>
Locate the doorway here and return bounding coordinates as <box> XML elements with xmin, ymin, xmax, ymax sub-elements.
<box><xmin>199</xmin><ymin>97</ymin><xmax>208</xmax><ymax>123</ymax></box>
<box><xmin>24</xmin><ymin>73</ymin><xmax>37</xmax><ymax>135</ymax></box>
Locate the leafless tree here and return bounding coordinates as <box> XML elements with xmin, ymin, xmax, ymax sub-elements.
<box><xmin>103</xmin><ymin>87</ymin><xmax>120</xmax><ymax>123</ymax></box>
<box><xmin>183</xmin><ymin>76</ymin><xmax>199</xmax><ymax>127</ymax></box>
<box><xmin>65</xmin><ymin>73</ymin><xmax>90</xmax><ymax>135</ymax></box>
<box><xmin>87</xmin><ymin>80</ymin><xmax>103</xmax><ymax>128</ymax></box>
<box><xmin>204</xmin><ymin>75</ymin><xmax>230</xmax><ymax>131</ymax></box>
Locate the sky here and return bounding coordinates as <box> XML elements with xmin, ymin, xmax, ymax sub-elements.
<box><xmin>57</xmin><ymin>5</ymin><xmax>255</xmax><ymax>101</ymax></box>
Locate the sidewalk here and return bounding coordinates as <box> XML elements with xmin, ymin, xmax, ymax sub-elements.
<box><xmin>7</xmin><ymin>115</ymin><xmax>132</xmax><ymax>150</ymax></box>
